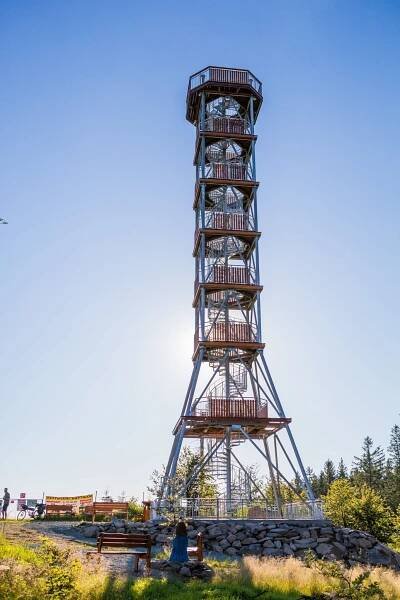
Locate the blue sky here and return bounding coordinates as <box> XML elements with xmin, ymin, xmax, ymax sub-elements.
<box><xmin>0</xmin><ymin>1</ymin><xmax>399</xmax><ymax>501</ymax></box>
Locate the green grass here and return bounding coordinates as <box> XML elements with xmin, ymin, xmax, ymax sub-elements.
<box><xmin>0</xmin><ymin>533</ymin><xmax>41</xmax><ymax>564</ymax></box>
<box><xmin>97</xmin><ymin>578</ymin><xmax>298</xmax><ymax>600</ymax></box>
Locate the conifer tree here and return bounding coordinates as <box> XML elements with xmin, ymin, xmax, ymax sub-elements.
<box><xmin>388</xmin><ymin>424</ymin><xmax>400</xmax><ymax>469</ymax></box>
<box><xmin>352</xmin><ymin>436</ymin><xmax>385</xmax><ymax>490</ymax></box>
<box><xmin>318</xmin><ymin>459</ymin><xmax>337</xmax><ymax>495</ymax></box>
<box><xmin>323</xmin><ymin>459</ymin><xmax>336</xmax><ymax>486</ymax></box>
<box><xmin>337</xmin><ymin>457</ymin><xmax>348</xmax><ymax>479</ymax></box>
<box><xmin>385</xmin><ymin>424</ymin><xmax>400</xmax><ymax>510</ymax></box>
<box><xmin>306</xmin><ymin>466</ymin><xmax>321</xmax><ymax>497</ymax></box>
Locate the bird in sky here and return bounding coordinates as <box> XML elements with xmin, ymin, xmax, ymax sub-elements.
<box><xmin>0</xmin><ymin>218</ymin><xmax>8</xmax><ymax>224</ymax></box>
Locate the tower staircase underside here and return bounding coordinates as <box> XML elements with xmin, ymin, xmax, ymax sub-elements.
<box><xmin>159</xmin><ymin>67</ymin><xmax>316</xmax><ymax>514</ymax></box>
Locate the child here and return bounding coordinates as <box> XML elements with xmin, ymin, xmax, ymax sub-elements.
<box><xmin>170</xmin><ymin>520</ymin><xmax>189</xmax><ymax>562</ymax></box>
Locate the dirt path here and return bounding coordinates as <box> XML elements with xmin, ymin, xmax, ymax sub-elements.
<box><xmin>0</xmin><ymin>520</ymin><xmax>149</xmax><ymax>577</ymax></box>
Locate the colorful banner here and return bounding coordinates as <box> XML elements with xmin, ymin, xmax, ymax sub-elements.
<box><xmin>45</xmin><ymin>494</ymin><xmax>93</xmax><ymax>507</ymax></box>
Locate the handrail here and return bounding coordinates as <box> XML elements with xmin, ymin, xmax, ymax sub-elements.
<box><xmin>203</xmin><ymin>319</ymin><xmax>257</xmax><ymax>343</ymax></box>
<box><xmin>174</xmin><ymin>498</ymin><xmax>324</xmax><ymax>520</ymax></box>
<box><xmin>188</xmin><ymin>66</ymin><xmax>262</xmax><ymax>96</ymax></box>
<box><xmin>201</xmin><ymin>116</ymin><xmax>251</xmax><ymax>135</ymax></box>
<box><xmin>203</xmin><ymin>162</ymin><xmax>252</xmax><ymax>181</ymax></box>
<box><xmin>194</xmin><ymin>266</ymin><xmax>257</xmax><ymax>291</ymax></box>
<box><xmin>194</xmin><ymin>397</ymin><xmax>268</xmax><ymax>419</ymax></box>
<box><xmin>201</xmin><ymin>211</ymin><xmax>251</xmax><ymax>232</ymax></box>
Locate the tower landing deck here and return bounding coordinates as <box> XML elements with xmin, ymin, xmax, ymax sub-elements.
<box><xmin>173</xmin><ymin>415</ymin><xmax>291</xmax><ymax>439</ymax></box>
<box><xmin>193</xmin><ymin>340</ymin><xmax>265</xmax><ymax>362</ymax></box>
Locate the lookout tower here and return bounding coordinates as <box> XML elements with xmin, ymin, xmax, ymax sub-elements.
<box><xmin>159</xmin><ymin>67</ymin><xmax>317</xmax><ymax>517</ymax></box>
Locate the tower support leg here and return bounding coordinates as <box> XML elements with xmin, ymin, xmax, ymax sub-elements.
<box><xmin>226</xmin><ymin>427</ymin><xmax>232</xmax><ymax>513</ymax></box>
<box><xmin>259</xmin><ymin>353</ymin><xmax>316</xmax><ymax>503</ymax></box>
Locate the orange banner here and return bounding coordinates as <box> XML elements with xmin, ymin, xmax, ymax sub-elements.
<box><xmin>45</xmin><ymin>494</ymin><xmax>93</xmax><ymax>506</ymax></box>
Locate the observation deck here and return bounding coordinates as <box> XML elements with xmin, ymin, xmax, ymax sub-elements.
<box><xmin>174</xmin><ymin>394</ymin><xmax>290</xmax><ymax>439</ymax></box>
<box><xmin>186</xmin><ymin>66</ymin><xmax>263</xmax><ymax>124</ymax></box>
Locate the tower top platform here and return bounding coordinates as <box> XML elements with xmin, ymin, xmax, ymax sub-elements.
<box><xmin>186</xmin><ymin>66</ymin><xmax>263</xmax><ymax>124</ymax></box>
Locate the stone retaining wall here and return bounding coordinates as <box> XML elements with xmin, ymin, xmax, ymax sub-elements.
<box><xmin>78</xmin><ymin>518</ymin><xmax>400</xmax><ymax>570</ymax></box>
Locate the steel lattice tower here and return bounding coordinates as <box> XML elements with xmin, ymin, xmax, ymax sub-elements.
<box><xmin>160</xmin><ymin>67</ymin><xmax>316</xmax><ymax>514</ymax></box>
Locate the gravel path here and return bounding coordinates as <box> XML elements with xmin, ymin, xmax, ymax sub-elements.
<box><xmin>2</xmin><ymin>520</ymin><xmax>151</xmax><ymax>577</ymax></box>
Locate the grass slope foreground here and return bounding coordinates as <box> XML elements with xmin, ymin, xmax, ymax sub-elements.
<box><xmin>1</xmin><ymin>524</ymin><xmax>400</xmax><ymax>600</ymax></box>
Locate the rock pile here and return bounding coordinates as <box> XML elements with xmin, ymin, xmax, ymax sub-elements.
<box><xmin>77</xmin><ymin>518</ymin><xmax>400</xmax><ymax>570</ymax></box>
<box><xmin>151</xmin><ymin>559</ymin><xmax>213</xmax><ymax>580</ymax></box>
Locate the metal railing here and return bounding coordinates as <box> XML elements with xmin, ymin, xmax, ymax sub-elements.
<box><xmin>208</xmin><ymin>212</ymin><xmax>249</xmax><ymax>231</ymax></box>
<box><xmin>194</xmin><ymin>320</ymin><xmax>258</xmax><ymax>351</ymax></box>
<box><xmin>194</xmin><ymin>266</ymin><xmax>257</xmax><ymax>291</ymax></box>
<box><xmin>205</xmin><ymin>162</ymin><xmax>250</xmax><ymax>181</ymax></box>
<box><xmin>194</xmin><ymin>397</ymin><xmax>268</xmax><ymax>419</ymax></box>
<box><xmin>206</xmin><ymin>264</ymin><xmax>256</xmax><ymax>285</ymax></box>
<box><xmin>189</xmin><ymin>67</ymin><xmax>262</xmax><ymax>96</ymax></box>
<box><xmin>202</xmin><ymin>116</ymin><xmax>251</xmax><ymax>135</ymax></box>
<box><xmin>175</xmin><ymin>498</ymin><xmax>324</xmax><ymax>520</ymax></box>
<box><xmin>196</xmin><ymin>211</ymin><xmax>253</xmax><ymax>233</ymax></box>
<box><xmin>204</xmin><ymin>320</ymin><xmax>257</xmax><ymax>343</ymax></box>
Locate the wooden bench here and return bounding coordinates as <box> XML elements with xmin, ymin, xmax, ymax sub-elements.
<box><xmin>46</xmin><ymin>504</ymin><xmax>74</xmax><ymax>518</ymax></box>
<box><xmin>96</xmin><ymin>532</ymin><xmax>151</xmax><ymax>572</ymax></box>
<box><xmin>188</xmin><ymin>532</ymin><xmax>204</xmax><ymax>562</ymax></box>
<box><xmin>85</xmin><ymin>502</ymin><xmax>129</xmax><ymax>522</ymax></box>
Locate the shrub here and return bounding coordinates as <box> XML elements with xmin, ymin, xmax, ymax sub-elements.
<box><xmin>324</xmin><ymin>480</ymin><xmax>395</xmax><ymax>542</ymax></box>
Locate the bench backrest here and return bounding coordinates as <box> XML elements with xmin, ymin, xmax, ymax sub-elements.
<box><xmin>93</xmin><ymin>502</ymin><xmax>128</xmax><ymax>511</ymax></box>
<box><xmin>46</xmin><ymin>504</ymin><xmax>73</xmax><ymax>512</ymax></box>
<box><xmin>98</xmin><ymin>532</ymin><xmax>151</xmax><ymax>548</ymax></box>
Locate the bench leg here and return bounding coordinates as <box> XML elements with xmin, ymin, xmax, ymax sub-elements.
<box><xmin>134</xmin><ymin>555</ymin><xmax>139</xmax><ymax>573</ymax></box>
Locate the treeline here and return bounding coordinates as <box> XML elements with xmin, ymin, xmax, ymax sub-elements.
<box><xmin>307</xmin><ymin>425</ymin><xmax>400</xmax><ymax>512</ymax></box>
<box><xmin>303</xmin><ymin>425</ymin><xmax>400</xmax><ymax>545</ymax></box>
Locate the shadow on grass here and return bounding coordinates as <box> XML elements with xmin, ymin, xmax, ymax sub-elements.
<box><xmin>97</xmin><ymin>574</ymin><xmax>299</xmax><ymax>600</ymax></box>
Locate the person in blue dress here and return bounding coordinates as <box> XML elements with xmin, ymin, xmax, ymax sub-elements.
<box><xmin>170</xmin><ymin>520</ymin><xmax>189</xmax><ymax>562</ymax></box>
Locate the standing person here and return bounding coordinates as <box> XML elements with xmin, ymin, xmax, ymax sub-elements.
<box><xmin>170</xmin><ymin>520</ymin><xmax>189</xmax><ymax>562</ymax></box>
<box><xmin>2</xmin><ymin>488</ymin><xmax>10</xmax><ymax>519</ymax></box>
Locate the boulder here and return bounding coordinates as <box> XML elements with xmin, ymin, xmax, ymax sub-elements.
<box><xmin>294</xmin><ymin>539</ymin><xmax>317</xmax><ymax>549</ymax></box>
<box><xmin>331</xmin><ymin>542</ymin><xmax>347</xmax><ymax>559</ymax></box>
<box><xmin>316</xmin><ymin>543</ymin><xmax>334</xmax><ymax>556</ymax></box>
<box><xmin>242</xmin><ymin>537</ymin><xmax>258</xmax><ymax>545</ymax></box>
<box><xmin>263</xmin><ymin>547</ymin><xmax>282</xmax><ymax>557</ymax></box>
<box><xmin>207</xmin><ymin>526</ymin><xmax>223</xmax><ymax>538</ymax></box>
<box><xmin>283</xmin><ymin>543</ymin><xmax>293</xmax><ymax>555</ymax></box>
<box><xmin>367</xmin><ymin>546</ymin><xmax>393</xmax><ymax>567</ymax></box>
<box><xmin>111</xmin><ymin>518</ymin><xmax>125</xmax><ymax>529</ymax></box>
<box><xmin>188</xmin><ymin>530</ymin><xmax>198</xmax><ymax>539</ymax></box>
<box><xmin>82</xmin><ymin>525</ymin><xmax>98</xmax><ymax>538</ymax></box>
<box><xmin>247</xmin><ymin>544</ymin><xmax>262</xmax><ymax>554</ymax></box>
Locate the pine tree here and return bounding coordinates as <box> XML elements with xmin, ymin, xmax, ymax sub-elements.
<box><xmin>337</xmin><ymin>457</ymin><xmax>348</xmax><ymax>478</ymax></box>
<box><xmin>318</xmin><ymin>471</ymin><xmax>327</xmax><ymax>496</ymax></box>
<box><xmin>385</xmin><ymin>425</ymin><xmax>400</xmax><ymax>510</ymax></box>
<box><xmin>388</xmin><ymin>424</ymin><xmax>400</xmax><ymax>469</ymax></box>
<box><xmin>352</xmin><ymin>436</ymin><xmax>385</xmax><ymax>490</ymax></box>
<box><xmin>306</xmin><ymin>466</ymin><xmax>321</xmax><ymax>497</ymax></box>
<box><xmin>317</xmin><ymin>459</ymin><xmax>337</xmax><ymax>495</ymax></box>
<box><xmin>323</xmin><ymin>459</ymin><xmax>337</xmax><ymax>486</ymax></box>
